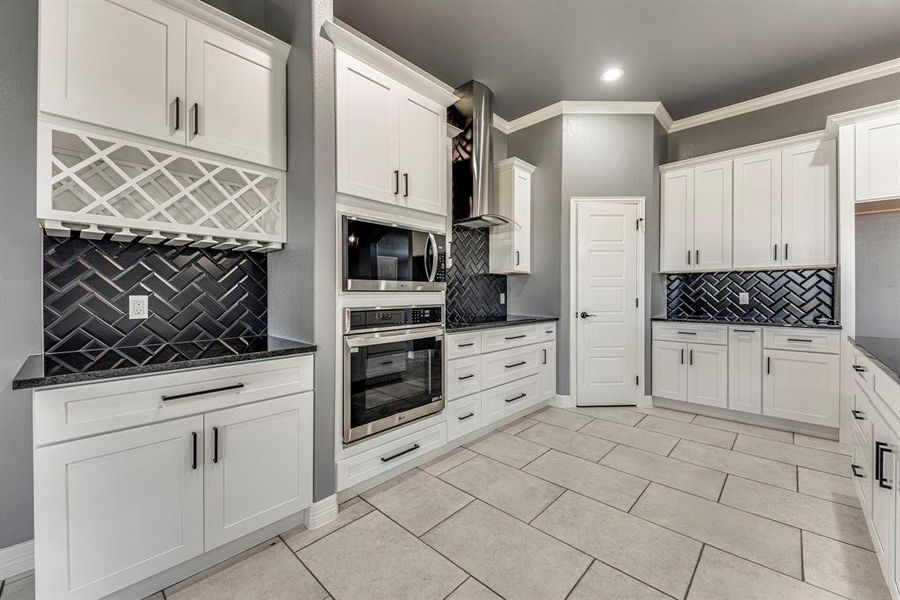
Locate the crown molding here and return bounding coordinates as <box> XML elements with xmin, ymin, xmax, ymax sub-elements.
<box><xmin>498</xmin><ymin>100</ymin><xmax>668</xmax><ymax>135</ymax></box>
<box><xmin>660</xmin><ymin>129</ymin><xmax>830</xmax><ymax>172</ymax></box>
<box><xmin>668</xmin><ymin>58</ymin><xmax>900</xmax><ymax>133</ymax></box>
<box><xmin>825</xmin><ymin>99</ymin><xmax>900</xmax><ymax>135</ymax></box>
<box><xmin>492</xmin><ymin>114</ymin><xmax>511</xmax><ymax>134</ymax></box>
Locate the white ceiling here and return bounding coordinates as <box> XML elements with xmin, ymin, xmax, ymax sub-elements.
<box><xmin>334</xmin><ymin>0</ymin><xmax>900</xmax><ymax>120</ymax></box>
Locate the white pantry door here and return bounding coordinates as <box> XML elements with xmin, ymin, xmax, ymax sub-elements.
<box><xmin>575</xmin><ymin>202</ymin><xmax>640</xmax><ymax>406</ymax></box>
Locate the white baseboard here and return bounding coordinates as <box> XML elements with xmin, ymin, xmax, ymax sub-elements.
<box><xmin>639</xmin><ymin>394</ymin><xmax>653</xmax><ymax>408</ymax></box>
<box><xmin>305</xmin><ymin>494</ymin><xmax>339</xmax><ymax>530</ymax></box>
<box><xmin>550</xmin><ymin>394</ymin><xmax>574</xmax><ymax>408</ymax></box>
<box><xmin>0</xmin><ymin>539</ymin><xmax>33</xmax><ymax>581</ymax></box>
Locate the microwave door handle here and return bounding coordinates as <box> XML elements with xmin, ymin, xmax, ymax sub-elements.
<box><xmin>346</xmin><ymin>327</ymin><xmax>444</xmax><ymax>348</ymax></box>
<box><xmin>427</xmin><ymin>233</ymin><xmax>438</xmax><ymax>282</ymax></box>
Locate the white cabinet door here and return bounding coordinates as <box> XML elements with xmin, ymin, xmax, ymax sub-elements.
<box><xmin>490</xmin><ymin>160</ymin><xmax>534</xmax><ymax>274</ymax></box>
<box><xmin>539</xmin><ymin>341</ymin><xmax>557</xmax><ymax>401</ymax></box>
<box><xmin>34</xmin><ymin>416</ymin><xmax>203</xmax><ymax>600</ymax></box>
<box><xmin>763</xmin><ymin>350</ymin><xmax>840</xmax><ymax>426</ymax></box>
<box><xmin>871</xmin><ymin>404</ymin><xmax>895</xmax><ymax>572</ymax></box>
<box><xmin>781</xmin><ymin>140</ymin><xmax>836</xmax><ymax>267</ymax></box>
<box><xmin>185</xmin><ymin>20</ymin><xmax>286</xmax><ymax>169</ymax></box>
<box><xmin>204</xmin><ymin>393</ymin><xmax>313</xmax><ymax>550</ymax></box>
<box><xmin>733</xmin><ymin>150</ymin><xmax>782</xmax><ymax>268</ymax></box>
<box><xmin>39</xmin><ymin>0</ymin><xmax>186</xmax><ymax>144</ymax></box>
<box><xmin>398</xmin><ymin>90</ymin><xmax>445</xmax><ymax>215</ymax></box>
<box><xmin>335</xmin><ymin>51</ymin><xmax>399</xmax><ymax>204</ymax></box>
<box><xmin>856</xmin><ymin>113</ymin><xmax>900</xmax><ymax>202</ymax></box>
<box><xmin>652</xmin><ymin>341</ymin><xmax>687</xmax><ymax>401</ymax></box>
<box><xmin>660</xmin><ymin>168</ymin><xmax>694</xmax><ymax>272</ymax></box>
<box><xmin>728</xmin><ymin>327</ymin><xmax>762</xmax><ymax>414</ymax></box>
<box><xmin>512</xmin><ymin>170</ymin><xmax>532</xmax><ymax>272</ymax></box>
<box><xmin>687</xmin><ymin>343</ymin><xmax>728</xmax><ymax>409</ymax></box>
<box><xmin>693</xmin><ymin>161</ymin><xmax>733</xmax><ymax>271</ymax></box>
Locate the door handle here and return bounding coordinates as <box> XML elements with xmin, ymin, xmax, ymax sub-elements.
<box><xmin>876</xmin><ymin>442</ymin><xmax>893</xmax><ymax>489</ymax></box>
<box><xmin>403</xmin><ymin>173</ymin><xmax>409</xmax><ymax>198</ymax></box>
<box><xmin>174</xmin><ymin>96</ymin><xmax>180</xmax><ymax>131</ymax></box>
<box><xmin>543</xmin><ymin>349</ymin><xmax>547</xmax><ymax>365</ymax></box>
<box><xmin>689</xmin><ymin>349</ymin><xmax>693</xmax><ymax>366</ymax></box>
<box><xmin>766</xmin><ymin>356</ymin><xmax>771</xmax><ymax>374</ymax></box>
<box><xmin>579</xmin><ymin>312</ymin><xmax>595</xmax><ymax>319</ymax></box>
<box><xmin>380</xmin><ymin>443</ymin><xmax>420</xmax><ymax>463</ymax></box>
<box><xmin>680</xmin><ymin>349</ymin><xmax>684</xmax><ymax>365</ymax></box>
<box><xmin>212</xmin><ymin>427</ymin><xmax>220</xmax><ymax>464</ymax></box>
<box><xmin>393</xmin><ymin>170</ymin><xmax>399</xmax><ymax>195</ymax></box>
<box><xmin>774</xmin><ymin>244</ymin><xmax>778</xmax><ymax>261</ymax></box>
<box><xmin>784</xmin><ymin>243</ymin><xmax>789</xmax><ymax>261</ymax></box>
<box><xmin>676</xmin><ymin>331</ymin><xmax>697</xmax><ymax>336</ymax></box>
<box><xmin>191</xmin><ymin>432</ymin><xmax>198</xmax><ymax>470</ymax></box>
<box><xmin>163</xmin><ymin>383</ymin><xmax>244</xmax><ymax>402</ymax></box>
<box><xmin>787</xmin><ymin>338</ymin><xmax>813</xmax><ymax>343</ymax></box>
<box><xmin>505</xmin><ymin>361</ymin><xmax>527</xmax><ymax>369</ymax></box>
<box><xmin>458</xmin><ymin>342</ymin><xmax>475</xmax><ymax>348</ymax></box>
<box><xmin>505</xmin><ymin>334</ymin><xmax>527</xmax><ymax>340</ymax></box>
<box><xmin>458</xmin><ymin>412</ymin><xmax>475</xmax><ymax>421</ymax></box>
<box><xmin>458</xmin><ymin>373</ymin><xmax>475</xmax><ymax>381</ymax></box>
<box><xmin>687</xmin><ymin>250</ymin><xmax>691</xmax><ymax>265</ymax></box>
<box><xmin>505</xmin><ymin>392</ymin><xmax>527</xmax><ymax>403</ymax></box>
<box><xmin>192</xmin><ymin>102</ymin><xmax>199</xmax><ymax>136</ymax></box>
<box><xmin>695</xmin><ymin>249</ymin><xmax>699</xmax><ymax>264</ymax></box>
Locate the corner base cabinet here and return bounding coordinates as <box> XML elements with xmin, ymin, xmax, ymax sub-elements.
<box><xmin>33</xmin><ymin>355</ymin><xmax>314</xmax><ymax>600</ymax></box>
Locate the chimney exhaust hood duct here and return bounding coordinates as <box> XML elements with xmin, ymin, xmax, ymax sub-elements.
<box><xmin>448</xmin><ymin>81</ymin><xmax>518</xmax><ymax>230</ymax></box>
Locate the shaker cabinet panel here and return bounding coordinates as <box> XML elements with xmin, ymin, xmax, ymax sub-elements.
<box><xmin>763</xmin><ymin>349</ymin><xmax>839</xmax><ymax>427</ymax></box>
<box><xmin>781</xmin><ymin>140</ymin><xmax>836</xmax><ymax>267</ymax></box>
<box><xmin>733</xmin><ymin>150</ymin><xmax>782</xmax><ymax>269</ymax></box>
<box><xmin>693</xmin><ymin>161</ymin><xmax>733</xmax><ymax>271</ymax></box>
<box><xmin>539</xmin><ymin>341</ymin><xmax>557</xmax><ymax>401</ymax></box>
<box><xmin>398</xmin><ymin>91</ymin><xmax>446</xmax><ymax>215</ymax></box>
<box><xmin>856</xmin><ymin>113</ymin><xmax>900</xmax><ymax>202</ymax></box>
<box><xmin>652</xmin><ymin>341</ymin><xmax>687</xmax><ymax>402</ymax></box>
<box><xmin>660</xmin><ymin>168</ymin><xmax>694</xmax><ymax>272</ymax></box>
<box><xmin>727</xmin><ymin>327</ymin><xmax>762</xmax><ymax>414</ymax></box>
<box><xmin>686</xmin><ymin>343</ymin><xmax>728</xmax><ymax>409</ymax></box>
<box><xmin>490</xmin><ymin>159</ymin><xmax>535</xmax><ymax>274</ymax></box>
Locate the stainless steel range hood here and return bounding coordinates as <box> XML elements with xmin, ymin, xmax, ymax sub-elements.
<box><xmin>448</xmin><ymin>81</ymin><xmax>517</xmax><ymax>230</ymax></box>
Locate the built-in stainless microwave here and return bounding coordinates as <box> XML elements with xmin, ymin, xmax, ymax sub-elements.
<box><xmin>342</xmin><ymin>216</ymin><xmax>446</xmax><ymax>292</ymax></box>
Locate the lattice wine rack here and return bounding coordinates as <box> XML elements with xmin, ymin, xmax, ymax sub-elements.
<box><xmin>36</xmin><ymin>120</ymin><xmax>286</xmax><ymax>252</ymax></box>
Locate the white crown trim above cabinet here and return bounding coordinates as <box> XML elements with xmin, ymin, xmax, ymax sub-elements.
<box><xmin>32</xmin><ymin>356</ymin><xmax>315</xmax><ymax>600</ymax></box>
<box><xmin>490</xmin><ymin>158</ymin><xmax>536</xmax><ymax>274</ymax></box>
<box><xmin>335</xmin><ymin>50</ymin><xmax>451</xmax><ymax>217</ymax></box>
<box><xmin>660</xmin><ymin>131</ymin><xmax>836</xmax><ymax>272</ymax></box>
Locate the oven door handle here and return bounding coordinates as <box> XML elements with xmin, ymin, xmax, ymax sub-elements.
<box><xmin>346</xmin><ymin>327</ymin><xmax>444</xmax><ymax>348</ymax></box>
<box><xmin>426</xmin><ymin>233</ymin><xmax>438</xmax><ymax>282</ymax></box>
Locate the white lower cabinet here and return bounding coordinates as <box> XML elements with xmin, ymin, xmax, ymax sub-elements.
<box><xmin>762</xmin><ymin>349</ymin><xmax>839</xmax><ymax>427</ymax></box>
<box><xmin>34</xmin><ymin>416</ymin><xmax>205</xmax><ymax>600</ymax></box>
<box><xmin>33</xmin><ymin>356</ymin><xmax>314</xmax><ymax>600</ymax></box>
<box><xmin>539</xmin><ymin>341</ymin><xmax>556</xmax><ymax>401</ymax></box>
<box><xmin>446</xmin><ymin>394</ymin><xmax>483</xmax><ymax>442</ymax></box>
<box><xmin>727</xmin><ymin>327</ymin><xmax>762</xmax><ymax>413</ymax></box>
<box><xmin>687</xmin><ymin>344</ymin><xmax>728</xmax><ymax>408</ymax></box>
<box><xmin>652</xmin><ymin>340</ymin><xmax>688</xmax><ymax>401</ymax></box>
<box><xmin>870</xmin><ymin>402</ymin><xmax>897</xmax><ymax>572</ymax></box>
<box><xmin>482</xmin><ymin>375</ymin><xmax>541</xmax><ymax>424</ymax></box>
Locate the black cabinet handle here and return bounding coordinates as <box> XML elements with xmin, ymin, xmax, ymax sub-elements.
<box><xmin>163</xmin><ymin>383</ymin><xmax>244</xmax><ymax>402</ymax></box>
<box><xmin>542</xmin><ymin>349</ymin><xmax>547</xmax><ymax>365</ymax></box>
<box><xmin>853</xmin><ymin>365</ymin><xmax>866</xmax><ymax>373</ymax></box>
<box><xmin>689</xmin><ymin>349</ymin><xmax>694</xmax><ymax>366</ymax></box>
<box><xmin>851</xmin><ymin>464</ymin><xmax>863</xmax><ymax>478</ymax></box>
<box><xmin>403</xmin><ymin>173</ymin><xmax>409</xmax><ymax>197</ymax></box>
<box><xmin>851</xmin><ymin>409</ymin><xmax>865</xmax><ymax>420</ymax></box>
<box><xmin>766</xmin><ymin>356</ymin><xmax>771</xmax><ymax>374</ymax></box>
<box><xmin>774</xmin><ymin>244</ymin><xmax>778</xmax><ymax>261</ymax></box>
<box><xmin>458</xmin><ymin>342</ymin><xmax>475</xmax><ymax>348</ymax></box>
<box><xmin>687</xmin><ymin>250</ymin><xmax>691</xmax><ymax>265</ymax></box>
<box><xmin>877</xmin><ymin>442</ymin><xmax>893</xmax><ymax>489</ymax></box>
<box><xmin>505</xmin><ymin>361</ymin><xmax>527</xmax><ymax>369</ymax></box>
<box><xmin>695</xmin><ymin>249</ymin><xmax>699</xmax><ymax>264</ymax></box>
<box><xmin>458</xmin><ymin>373</ymin><xmax>475</xmax><ymax>380</ymax></box>
<box><xmin>381</xmin><ymin>360</ymin><xmax>394</xmax><ymax>365</ymax></box>
<box><xmin>680</xmin><ymin>349</ymin><xmax>684</xmax><ymax>365</ymax></box>
<box><xmin>784</xmin><ymin>243</ymin><xmax>789</xmax><ymax>261</ymax></box>
<box><xmin>213</xmin><ymin>427</ymin><xmax>219</xmax><ymax>464</ymax></box>
<box><xmin>381</xmin><ymin>443</ymin><xmax>420</xmax><ymax>463</ymax></box>
<box><xmin>516</xmin><ymin>250</ymin><xmax>520</xmax><ymax>266</ymax></box>
<box><xmin>505</xmin><ymin>334</ymin><xmax>527</xmax><ymax>340</ymax></box>
<box><xmin>505</xmin><ymin>392</ymin><xmax>527</xmax><ymax>403</ymax></box>
<box><xmin>677</xmin><ymin>331</ymin><xmax>697</xmax><ymax>336</ymax></box>
<box><xmin>732</xmin><ymin>329</ymin><xmax>756</xmax><ymax>333</ymax></box>
<box><xmin>458</xmin><ymin>412</ymin><xmax>475</xmax><ymax>421</ymax></box>
<box><xmin>192</xmin><ymin>102</ymin><xmax>199</xmax><ymax>135</ymax></box>
<box><xmin>174</xmin><ymin>96</ymin><xmax>180</xmax><ymax>131</ymax></box>
<box><xmin>393</xmin><ymin>170</ymin><xmax>399</xmax><ymax>195</ymax></box>
<box><xmin>787</xmin><ymin>338</ymin><xmax>813</xmax><ymax>343</ymax></box>
<box><xmin>191</xmin><ymin>432</ymin><xmax>198</xmax><ymax>470</ymax></box>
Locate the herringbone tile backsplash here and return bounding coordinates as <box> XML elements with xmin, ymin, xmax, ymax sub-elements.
<box><xmin>43</xmin><ymin>235</ymin><xmax>267</xmax><ymax>352</ymax></box>
<box><xmin>446</xmin><ymin>226</ymin><xmax>507</xmax><ymax>323</ymax></box>
<box><xmin>666</xmin><ymin>269</ymin><xmax>835</xmax><ymax>323</ymax></box>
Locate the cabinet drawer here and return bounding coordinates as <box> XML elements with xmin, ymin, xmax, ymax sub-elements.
<box><xmin>446</xmin><ymin>332</ymin><xmax>482</xmax><ymax>360</ymax></box>
<box><xmin>762</xmin><ymin>328</ymin><xmax>840</xmax><ymax>354</ymax></box>
<box><xmin>651</xmin><ymin>322</ymin><xmax>728</xmax><ymax>346</ymax></box>
<box><xmin>34</xmin><ymin>355</ymin><xmax>314</xmax><ymax>446</ymax></box>
<box><xmin>482</xmin><ymin>374</ymin><xmax>541</xmax><ymax>425</ymax></box>
<box><xmin>851</xmin><ymin>351</ymin><xmax>874</xmax><ymax>391</ymax></box>
<box><xmin>447</xmin><ymin>356</ymin><xmax>482</xmax><ymax>401</ymax></box>
<box><xmin>852</xmin><ymin>379</ymin><xmax>873</xmax><ymax>444</ymax></box>
<box><xmin>540</xmin><ymin>322</ymin><xmax>557</xmax><ymax>341</ymax></box>
<box><xmin>336</xmin><ymin>422</ymin><xmax>446</xmax><ymax>491</ymax></box>
<box><xmin>481</xmin><ymin>325</ymin><xmax>540</xmax><ymax>353</ymax></box>
<box><xmin>446</xmin><ymin>395</ymin><xmax>482</xmax><ymax>442</ymax></box>
<box><xmin>481</xmin><ymin>346</ymin><xmax>541</xmax><ymax>390</ymax></box>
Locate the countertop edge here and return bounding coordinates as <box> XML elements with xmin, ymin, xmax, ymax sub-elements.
<box><xmin>446</xmin><ymin>316</ymin><xmax>560</xmax><ymax>333</ymax></box>
<box><xmin>650</xmin><ymin>316</ymin><xmax>842</xmax><ymax>330</ymax></box>
<box><xmin>849</xmin><ymin>337</ymin><xmax>900</xmax><ymax>386</ymax></box>
<box><xmin>12</xmin><ymin>344</ymin><xmax>317</xmax><ymax>391</ymax></box>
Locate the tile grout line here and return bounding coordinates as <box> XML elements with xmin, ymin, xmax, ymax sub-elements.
<box><xmin>417</xmin><ymin>497</ymin><xmax>477</xmax><ymax>539</ymax></box>
<box><xmin>800</xmin><ymin>529</ymin><xmax>805</xmax><ymax>583</ymax></box>
<box><xmin>286</xmin><ymin>540</ymin><xmax>337</xmax><ymax>600</ymax></box>
<box><xmin>286</xmin><ymin>499</ymin><xmax>376</xmax><ymax>554</ymax></box>
<box><xmin>683</xmin><ymin>543</ymin><xmax>706</xmax><ymax>599</ymax></box>
<box><xmin>561</xmin><ymin>558</ymin><xmax>594</xmax><ymax>600</ymax></box>
<box><xmin>439</xmin><ymin>576</ymin><xmax>469</xmax><ymax>600</ymax></box>
<box><xmin>716</xmin><ymin>473</ymin><xmax>729</xmax><ymax>503</ymax></box>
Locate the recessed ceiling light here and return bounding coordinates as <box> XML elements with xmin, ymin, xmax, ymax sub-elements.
<box><xmin>601</xmin><ymin>67</ymin><xmax>624</xmax><ymax>82</ymax></box>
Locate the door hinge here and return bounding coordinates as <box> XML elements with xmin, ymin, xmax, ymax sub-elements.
<box><xmin>635</xmin><ymin>297</ymin><xmax>639</xmax><ymax>308</ymax></box>
<box><xmin>635</xmin><ymin>375</ymin><xmax>640</xmax><ymax>386</ymax></box>
<box><xmin>636</xmin><ymin>218</ymin><xmax>643</xmax><ymax>231</ymax></box>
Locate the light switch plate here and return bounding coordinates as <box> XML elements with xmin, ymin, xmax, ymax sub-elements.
<box><xmin>500</xmin><ymin>293</ymin><xmax>506</xmax><ymax>305</ymax></box>
<box><xmin>738</xmin><ymin>292</ymin><xmax>750</xmax><ymax>305</ymax></box>
<box><xmin>129</xmin><ymin>295</ymin><xmax>149</xmax><ymax>319</ymax></box>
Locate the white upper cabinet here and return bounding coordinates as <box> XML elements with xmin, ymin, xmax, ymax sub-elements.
<box><xmin>38</xmin><ymin>0</ymin><xmax>288</xmax><ymax>169</ymax></box>
<box><xmin>856</xmin><ymin>113</ymin><xmax>900</xmax><ymax>202</ymax></box>
<box><xmin>733</xmin><ymin>150</ymin><xmax>782</xmax><ymax>269</ymax></box>
<box><xmin>185</xmin><ymin>20</ymin><xmax>286</xmax><ymax>169</ymax></box>
<box><xmin>781</xmin><ymin>139</ymin><xmax>836</xmax><ymax>267</ymax></box>
<box><xmin>39</xmin><ymin>0</ymin><xmax>186</xmax><ymax>144</ymax></box>
<box><xmin>660</xmin><ymin>168</ymin><xmax>694</xmax><ymax>272</ymax></box>
<box><xmin>490</xmin><ymin>158</ymin><xmax>535</xmax><ymax>274</ymax></box>
<box><xmin>334</xmin><ymin>46</ymin><xmax>452</xmax><ymax>217</ymax></box>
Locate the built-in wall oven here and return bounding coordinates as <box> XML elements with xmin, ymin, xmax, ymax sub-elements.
<box><xmin>343</xmin><ymin>305</ymin><xmax>445</xmax><ymax>444</ymax></box>
<box><xmin>342</xmin><ymin>216</ymin><xmax>446</xmax><ymax>291</ymax></box>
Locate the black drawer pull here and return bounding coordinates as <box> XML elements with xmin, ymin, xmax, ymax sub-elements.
<box><xmin>542</xmin><ymin>349</ymin><xmax>547</xmax><ymax>365</ymax></box>
<box><xmin>852</xmin><ymin>409</ymin><xmax>865</xmax><ymax>420</ymax></box>
<box><xmin>458</xmin><ymin>342</ymin><xmax>475</xmax><ymax>348</ymax></box>
<box><xmin>191</xmin><ymin>432</ymin><xmax>198</xmax><ymax>470</ymax></box>
<box><xmin>689</xmin><ymin>349</ymin><xmax>693</xmax><ymax>366</ymax></box>
<box><xmin>174</xmin><ymin>96</ymin><xmax>180</xmax><ymax>131</ymax></box>
<box><xmin>505</xmin><ymin>392</ymin><xmax>527</xmax><ymax>403</ymax></box>
<box><xmin>677</xmin><ymin>331</ymin><xmax>697</xmax><ymax>336</ymax></box>
<box><xmin>381</xmin><ymin>443</ymin><xmax>420</xmax><ymax>463</ymax></box>
<box><xmin>851</xmin><ymin>464</ymin><xmax>863</xmax><ymax>478</ymax></box>
<box><xmin>458</xmin><ymin>374</ymin><xmax>475</xmax><ymax>380</ymax></box>
<box><xmin>853</xmin><ymin>365</ymin><xmax>866</xmax><ymax>373</ymax></box>
<box><xmin>192</xmin><ymin>102</ymin><xmax>199</xmax><ymax>135</ymax></box>
<box><xmin>732</xmin><ymin>329</ymin><xmax>756</xmax><ymax>333</ymax></box>
<box><xmin>680</xmin><ymin>349</ymin><xmax>684</xmax><ymax>365</ymax></box>
<box><xmin>163</xmin><ymin>383</ymin><xmax>244</xmax><ymax>402</ymax></box>
<box><xmin>766</xmin><ymin>356</ymin><xmax>771</xmax><ymax>375</ymax></box>
<box><xmin>393</xmin><ymin>170</ymin><xmax>399</xmax><ymax>195</ymax></box>
<box><xmin>213</xmin><ymin>426</ymin><xmax>219</xmax><ymax>464</ymax></box>
<box><xmin>458</xmin><ymin>412</ymin><xmax>475</xmax><ymax>421</ymax></box>
<box><xmin>877</xmin><ymin>442</ymin><xmax>893</xmax><ymax>489</ymax></box>
<box><xmin>505</xmin><ymin>361</ymin><xmax>527</xmax><ymax>369</ymax></box>
<box><xmin>505</xmin><ymin>334</ymin><xmax>527</xmax><ymax>340</ymax></box>
<box><xmin>545</xmin><ymin>330</ymin><xmax>553</xmax><ymax>334</ymax></box>
<box><xmin>787</xmin><ymin>338</ymin><xmax>813</xmax><ymax>343</ymax></box>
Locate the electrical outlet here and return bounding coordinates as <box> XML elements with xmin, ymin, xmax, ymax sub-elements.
<box><xmin>499</xmin><ymin>293</ymin><xmax>506</xmax><ymax>305</ymax></box>
<box><xmin>129</xmin><ymin>295</ymin><xmax>149</xmax><ymax>319</ymax></box>
<box><xmin>738</xmin><ymin>292</ymin><xmax>750</xmax><ymax>305</ymax></box>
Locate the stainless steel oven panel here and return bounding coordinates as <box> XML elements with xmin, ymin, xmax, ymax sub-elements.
<box><xmin>343</xmin><ymin>306</ymin><xmax>444</xmax><ymax>335</ymax></box>
<box><xmin>343</xmin><ymin>327</ymin><xmax>445</xmax><ymax>445</ymax></box>
<box><xmin>345</xmin><ymin>279</ymin><xmax>446</xmax><ymax>292</ymax></box>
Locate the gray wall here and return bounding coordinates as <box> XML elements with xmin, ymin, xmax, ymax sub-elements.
<box><xmin>0</xmin><ymin>0</ymin><xmax>41</xmax><ymax>550</ymax></box>
<box><xmin>668</xmin><ymin>73</ymin><xmax>900</xmax><ymax>161</ymax></box>
<box><xmin>856</xmin><ymin>212</ymin><xmax>900</xmax><ymax>339</ymax></box>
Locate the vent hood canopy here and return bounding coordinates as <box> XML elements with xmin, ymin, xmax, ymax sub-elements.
<box><xmin>448</xmin><ymin>81</ymin><xmax>519</xmax><ymax>230</ymax></box>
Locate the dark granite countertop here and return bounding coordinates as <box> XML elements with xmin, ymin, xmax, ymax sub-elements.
<box><xmin>12</xmin><ymin>336</ymin><xmax>317</xmax><ymax>390</ymax></box>
<box><xmin>447</xmin><ymin>315</ymin><xmax>559</xmax><ymax>333</ymax></box>
<box><xmin>651</xmin><ymin>315</ymin><xmax>842</xmax><ymax>330</ymax></box>
<box><xmin>850</xmin><ymin>336</ymin><xmax>900</xmax><ymax>385</ymax></box>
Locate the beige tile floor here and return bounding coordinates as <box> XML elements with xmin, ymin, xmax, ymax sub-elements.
<box><xmin>0</xmin><ymin>405</ymin><xmax>888</xmax><ymax>600</ymax></box>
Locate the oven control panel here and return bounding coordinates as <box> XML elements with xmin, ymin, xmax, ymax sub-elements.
<box><xmin>346</xmin><ymin>306</ymin><xmax>444</xmax><ymax>333</ymax></box>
